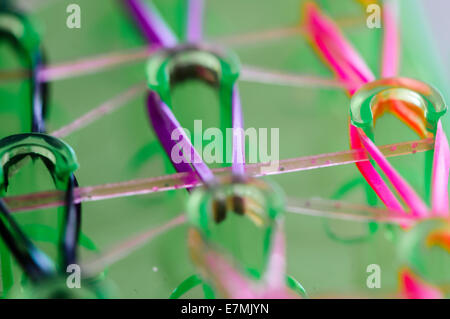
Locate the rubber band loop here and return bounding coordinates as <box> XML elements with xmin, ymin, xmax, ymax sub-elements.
<box><xmin>320</xmin><ymin>177</ymin><xmax>379</xmax><ymax>244</ymax></box>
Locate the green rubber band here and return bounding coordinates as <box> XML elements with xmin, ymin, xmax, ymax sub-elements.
<box><xmin>0</xmin><ymin>7</ymin><xmax>41</xmax><ymax>62</ymax></box>
<box><xmin>322</xmin><ymin>177</ymin><xmax>379</xmax><ymax>244</ymax></box>
<box><xmin>286</xmin><ymin>275</ymin><xmax>308</xmax><ymax>298</ymax></box>
<box><xmin>169</xmin><ymin>274</ymin><xmax>203</xmax><ymax>299</ymax></box>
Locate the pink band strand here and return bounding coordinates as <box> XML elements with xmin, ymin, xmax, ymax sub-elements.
<box><xmin>304</xmin><ymin>3</ymin><xmax>405</xmax><ymax>214</ymax></box>
<box><xmin>358</xmin><ymin>128</ymin><xmax>429</xmax><ymax>218</ymax></box>
<box><xmin>304</xmin><ymin>3</ymin><xmax>375</xmax><ymax>94</ymax></box>
<box><xmin>381</xmin><ymin>0</ymin><xmax>400</xmax><ymax>78</ymax></box>
<box><xmin>431</xmin><ymin>121</ymin><xmax>450</xmax><ymax>217</ymax></box>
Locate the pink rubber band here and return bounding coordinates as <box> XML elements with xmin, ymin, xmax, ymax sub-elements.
<box><xmin>431</xmin><ymin>120</ymin><xmax>450</xmax><ymax>216</ymax></box>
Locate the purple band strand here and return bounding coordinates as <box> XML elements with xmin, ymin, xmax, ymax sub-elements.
<box><xmin>186</xmin><ymin>0</ymin><xmax>204</xmax><ymax>42</ymax></box>
<box><xmin>147</xmin><ymin>92</ymin><xmax>216</xmax><ymax>186</ymax></box>
<box><xmin>124</xmin><ymin>0</ymin><xmax>178</xmax><ymax>47</ymax></box>
<box><xmin>128</xmin><ymin>0</ymin><xmax>246</xmax><ymax>185</ymax></box>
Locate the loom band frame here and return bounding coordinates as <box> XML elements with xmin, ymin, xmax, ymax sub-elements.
<box><xmin>0</xmin><ymin>133</ymin><xmax>81</xmax><ymax>280</ymax></box>
<box><xmin>0</xmin><ymin>4</ymin><xmax>48</xmax><ymax>133</ymax></box>
<box><xmin>146</xmin><ymin>43</ymin><xmax>240</xmax><ymax>140</ymax></box>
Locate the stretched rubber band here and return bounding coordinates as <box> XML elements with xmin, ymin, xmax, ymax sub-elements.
<box><xmin>186</xmin><ymin>0</ymin><xmax>204</xmax><ymax>42</ymax></box>
<box><xmin>123</xmin><ymin>0</ymin><xmax>178</xmax><ymax>47</ymax></box>
<box><xmin>431</xmin><ymin>121</ymin><xmax>450</xmax><ymax>217</ymax></box>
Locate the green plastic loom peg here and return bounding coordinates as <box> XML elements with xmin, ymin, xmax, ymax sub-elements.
<box><xmin>147</xmin><ymin>43</ymin><xmax>240</xmax><ymax>144</ymax></box>
<box><xmin>187</xmin><ymin>176</ymin><xmax>284</xmax><ymax>281</ymax></box>
<box><xmin>350</xmin><ymin>77</ymin><xmax>447</xmax><ymax>204</ymax></box>
<box><xmin>350</xmin><ymin>77</ymin><xmax>447</xmax><ymax>138</ymax></box>
<box><xmin>0</xmin><ymin>1</ymin><xmax>48</xmax><ymax>133</ymax></box>
<box><xmin>0</xmin><ymin>133</ymin><xmax>78</xmax><ymax>188</ymax></box>
<box><xmin>0</xmin><ymin>133</ymin><xmax>77</xmax><ymax>296</ymax></box>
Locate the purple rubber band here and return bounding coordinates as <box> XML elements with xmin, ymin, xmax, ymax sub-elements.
<box><xmin>124</xmin><ymin>0</ymin><xmax>178</xmax><ymax>47</ymax></box>
<box><xmin>147</xmin><ymin>92</ymin><xmax>216</xmax><ymax>185</ymax></box>
<box><xmin>129</xmin><ymin>0</ymin><xmax>246</xmax><ymax>183</ymax></box>
<box><xmin>186</xmin><ymin>0</ymin><xmax>204</xmax><ymax>42</ymax></box>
